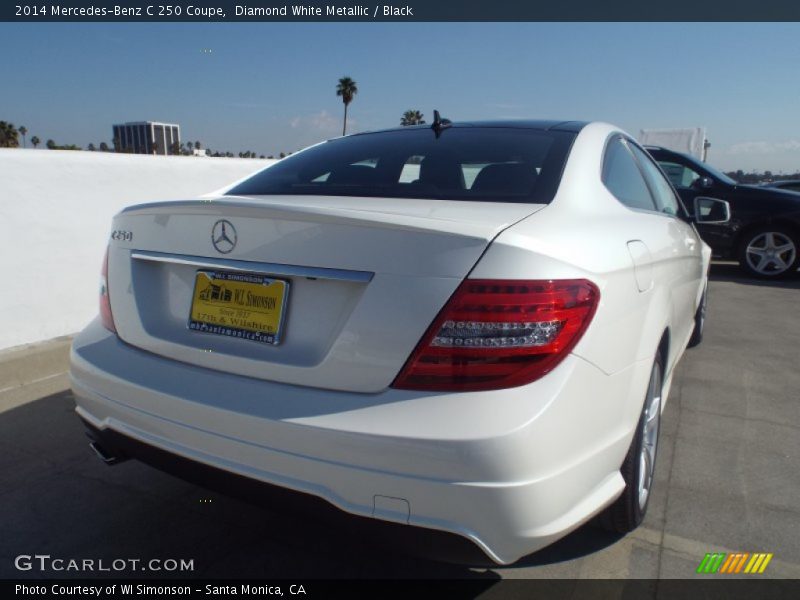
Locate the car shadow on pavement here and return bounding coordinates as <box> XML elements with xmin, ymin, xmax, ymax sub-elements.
<box><xmin>508</xmin><ymin>525</ymin><xmax>624</xmax><ymax>568</ymax></box>
<box><xmin>709</xmin><ymin>262</ymin><xmax>800</xmax><ymax>289</ymax></box>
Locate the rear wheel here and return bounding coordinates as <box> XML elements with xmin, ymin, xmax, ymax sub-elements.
<box><xmin>600</xmin><ymin>351</ymin><xmax>663</xmax><ymax>533</ymax></box>
<box><xmin>737</xmin><ymin>227</ymin><xmax>799</xmax><ymax>279</ymax></box>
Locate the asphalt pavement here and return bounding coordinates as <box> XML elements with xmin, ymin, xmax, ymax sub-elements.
<box><xmin>1</xmin><ymin>263</ymin><xmax>798</xmax><ymax>581</ymax></box>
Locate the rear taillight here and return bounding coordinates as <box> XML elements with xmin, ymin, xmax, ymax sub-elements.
<box><xmin>392</xmin><ymin>279</ymin><xmax>599</xmax><ymax>391</ymax></box>
<box><xmin>99</xmin><ymin>247</ymin><xmax>116</xmax><ymax>333</ymax></box>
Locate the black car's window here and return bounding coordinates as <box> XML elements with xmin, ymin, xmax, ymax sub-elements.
<box><xmin>602</xmin><ymin>138</ymin><xmax>656</xmax><ymax>211</ymax></box>
<box><xmin>629</xmin><ymin>144</ymin><xmax>682</xmax><ymax>216</ymax></box>
<box><xmin>657</xmin><ymin>160</ymin><xmax>702</xmax><ymax>189</ymax></box>
<box><xmin>226</xmin><ymin>127</ymin><xmax>576</xmax><ymax>204</ymax></box>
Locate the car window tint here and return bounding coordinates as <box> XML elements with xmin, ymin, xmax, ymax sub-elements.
<box><xmin>602</xmin><ymin>138</ymin><xmax>656</xmax><ymax>211</ymax></box>
<box><xmin>657</xmin><ymin>160</ymin><xmax>701</xmax><ymax>189</ymax></box>
<box><xmin>629</xmin><ymin>144</ymin><xmax>682</xmax><ymax>216</ymax></box>
<box><xmin>227</xmin><ymin>127</ymin><xmax>576</xmax><ymax>204</ymax></box>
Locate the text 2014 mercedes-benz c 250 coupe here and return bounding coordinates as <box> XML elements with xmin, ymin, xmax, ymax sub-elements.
<box><xmin>70</xmin><ymin>120</ymin><xmax>718</xmax><ymax>564</ymax></box>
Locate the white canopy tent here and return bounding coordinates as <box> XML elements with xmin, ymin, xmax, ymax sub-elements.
<box><xmin>638</xmin><ymin>127</ymin><xmax>709</xmax><ymax>160</ymax></box>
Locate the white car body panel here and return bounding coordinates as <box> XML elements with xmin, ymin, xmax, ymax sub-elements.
<box><xmin>70</xmin><ymin>121</ymin><xmax>709</xmax><ymax>564</ymax></box>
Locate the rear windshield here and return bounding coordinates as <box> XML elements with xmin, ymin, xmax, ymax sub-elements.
<box><xmin>226</xmin><ymin>127</ymin><xmax>576</xmax><ymax>204</ymax></box>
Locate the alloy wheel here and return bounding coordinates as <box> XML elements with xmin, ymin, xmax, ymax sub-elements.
<box><xmin>745</xmin><ymin>231</ymin><xmax>797</xmax><ymax>276</ymax></box>
<box><xmin>637</xmin><ymin>360</ymin><xmax>662</xmax><ymax>511</ymax></box>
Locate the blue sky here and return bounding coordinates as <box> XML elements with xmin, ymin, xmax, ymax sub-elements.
<box><xmin>2</xmin><ymin>22</ymin><xmax>800</xmax><ymax>171</ymax></box>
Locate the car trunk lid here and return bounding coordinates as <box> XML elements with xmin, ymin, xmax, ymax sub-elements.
<box><xmin>106</xmin><ymin>195</ymin><xmax>545</xmax><ymax>392</ymax></box>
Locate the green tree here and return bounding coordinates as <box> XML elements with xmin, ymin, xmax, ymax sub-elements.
<box><xmin>335</xmin><ymin>76</ymin><xmax>358</xmax><ymax>136</ymax></box>
<box><xmin>400</xmin><ymin>110</ymin><xmax>425</xmax><ymax>126</ymax></box>
<box><xmin>19</xmin><ymin>125</ymin><xmax>28</xmax><ymax>148</ymax></box>
<box><xmin>0</xmin><ymin>121</ymin><xmax>20</xmax><ymax>148</ymax></box>
<box><xmin>46</xmin><ymin>139</ymin><xmax>56</xmax><ymax>150</ymax></box>
<box><xmin>30</xmin><ymin>135</ymin><xmax>40</xmax><ymax>149</ymax></box>
<box><xmin>99</xmin><ymin>142</ymin><xmax>109</xmax><ymax>152</ymax></box>
<box><xmin>87</xmin><ymin>143</ymin><xmax>96</xmax><ymax>151</ymax></box>
<box><xmin>194</xmin><ymin>141</ymin><xmax>201</xmax><ymax>150</ymax></box>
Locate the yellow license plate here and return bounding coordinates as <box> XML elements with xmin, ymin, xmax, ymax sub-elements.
<box><xmin>188</xmin><ymin>270</ymin><xmax>289</xmax><ymax>345</ymax></box>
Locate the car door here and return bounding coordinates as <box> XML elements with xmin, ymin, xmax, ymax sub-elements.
<box><xmin>628</xmin><ymin>143</ymin><xmax>706</xmax><ymax>350</ymax></box>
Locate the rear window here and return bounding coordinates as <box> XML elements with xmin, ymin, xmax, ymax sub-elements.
<box><xmin>226</xmin><ymin>127</ymin><xmax>576</xmax><ymax>204</ymax></box>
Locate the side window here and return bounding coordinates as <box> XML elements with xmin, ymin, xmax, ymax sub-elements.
<box><xmin>657</xmin><ymin>160</ymin><xmax>701</xmax><ymax>189</ymax></box>
<box><xmin>629</xmin><ymin>144</ymin><xmax>682</xmax><ymax>217</ymax></box>
<box><xmin>398</xmin><ymin>155</ymin><xmax>424</xmax><ymax>183</ymax></box>
<box><xmin>602</xmin><ymin>138</ymin><xmax>656</xmax><ymax>211</ymax></box>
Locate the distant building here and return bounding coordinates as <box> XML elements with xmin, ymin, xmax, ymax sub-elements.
<box><xmin>112</xmin><ymin>121</ymin><xmax>180</xmax><ymax>155</ymax></box>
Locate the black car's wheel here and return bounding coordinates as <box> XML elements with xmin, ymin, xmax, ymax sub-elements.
<box><xmin>687</xmin><ymin>286</ymin><xmax>707</xmax><ymax>348</ymax></box>
<box><xmin>599</xmin><ymin>351</ymin><xmax>663</xmax><ymax>533</ymax></box>
<box><xmin>737</xmin><ymin>226</ymin><xmax>799</xmax><ymax>279</ymax></box>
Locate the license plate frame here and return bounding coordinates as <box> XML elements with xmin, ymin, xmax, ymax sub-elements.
<box><xmin>187</xmin><ymin>270</ymin><xmax>289</xmax><ymax>346</ymax></box>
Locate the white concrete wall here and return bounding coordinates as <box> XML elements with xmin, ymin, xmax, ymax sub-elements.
<box><xmin>0</xmin><ymin>149</ymin><xmax>273</xmax><ymax>351</ymax></box>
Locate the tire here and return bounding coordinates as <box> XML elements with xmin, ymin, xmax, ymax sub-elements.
<box><xmin>599</xmin><ymin>351</ymin><xmax>663</xmax><ymax>533</ymax></box>
<box><xmin>687</xmin><ymin>286</ymin><xmax>707</xmax><ymax>348</ymax></box>
<box><xmin>737</xmin><ymin>226</ymin><xmax>800</xmax><ymax>279</ymax></box>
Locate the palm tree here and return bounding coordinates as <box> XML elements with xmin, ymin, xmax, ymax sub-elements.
<box><xmin>19</xmin><ymin>126</ymin><xmax>28</xmax><ymax>148</ymax></box>
<box><xmin>335</xmin><ymin>76</ymin><xmax>358</xmax><ymax>136</ymax></box>
<box><xmin>400</xmin><ymin>110</ymin><xmax>425</xmax><ymax>126</ymax></box>
<box><xmin>31</xmin><ymin>136</ymin><xmax>40</xmax><ymax>149</ymax></box>
<box><xmin>194</xmin><ymin>141</ymin><xmax>201</xmax><ymax>150</ymax></box>
<box><xmin>0</xmin><ymin>121</ymin><xmax>20</xmax><ymax>148</ymax></box>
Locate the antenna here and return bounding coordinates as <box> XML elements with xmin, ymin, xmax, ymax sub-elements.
<box><xmin>431</xmin><ymin>109</ymin><xmax>452</xmax><ymax>138</ymax></box>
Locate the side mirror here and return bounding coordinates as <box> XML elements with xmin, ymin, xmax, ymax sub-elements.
<box><xmin>694</xmin><ymin>197</ymin><xmax>731</xmax><ymax>224</ymax></box>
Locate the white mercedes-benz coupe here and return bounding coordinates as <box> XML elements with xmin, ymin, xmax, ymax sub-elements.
<box><xmin>70</xmin><ymin>120</ymin><xmax>720</xmax><ymax>564</ymax></box>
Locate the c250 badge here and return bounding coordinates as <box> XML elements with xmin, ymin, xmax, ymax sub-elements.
<box><xmin>110</xmin><ymin>230</ymin><xmax>133</xmax><ymax>242</ymax></box>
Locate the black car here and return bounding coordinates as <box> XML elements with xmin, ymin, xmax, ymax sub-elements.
<box><xmin>647</xmin><ymin>146</ymin><xmax>800</xmax><ymax>278</ymax></box>
<box><xmin>764</xmin><ymin>180</ymin><xmax>800</xmax><ymax>194</ymax></box>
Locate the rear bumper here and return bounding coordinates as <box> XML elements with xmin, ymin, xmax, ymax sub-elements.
<box><xmin>70</xmin><ymin>318</ymin><xmax>652</xmax><ymax>565</ymax></box>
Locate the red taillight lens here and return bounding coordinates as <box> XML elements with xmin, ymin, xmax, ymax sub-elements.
<box><xmin>99</xmin><ymin>247</ymin><xmax>116</xmax><ymax>333</ymax></box>
<box><xmin>392</xmin><ymin>279</ymin><xmax>600</xmax><ymax>391</ymax></box>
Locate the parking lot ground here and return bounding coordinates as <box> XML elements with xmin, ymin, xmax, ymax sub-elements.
<box><xmin>1</xmin><ymin>263</ymin><xmax>799</xmax><ymax>581</ymax></box>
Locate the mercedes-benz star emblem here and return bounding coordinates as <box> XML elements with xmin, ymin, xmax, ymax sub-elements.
<box><xmin>211</xmin><ymin>220</ymin><xmax>237</xmax><ymax>254</ymax></box>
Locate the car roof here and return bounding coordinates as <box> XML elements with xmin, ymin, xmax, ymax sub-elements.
<box><xmin>643</xmin><ymin>145</ymin><xmax>700</xmax><ymax>161</ymax></box>
<box><xmin>349</xmin><ymin>120</ymin><xmax>589</xmax><ymax>137</ymax></box>
<box><xmin>643</xmin><ymin>145</ymin><xmax>679</xmax><ymax>154</ymax></box>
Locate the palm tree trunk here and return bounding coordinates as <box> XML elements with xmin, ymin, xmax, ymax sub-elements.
<box><xmin>343</xmin><ymin>103</ymin><xmax>348</xmax><ymax>136</ymax></box>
